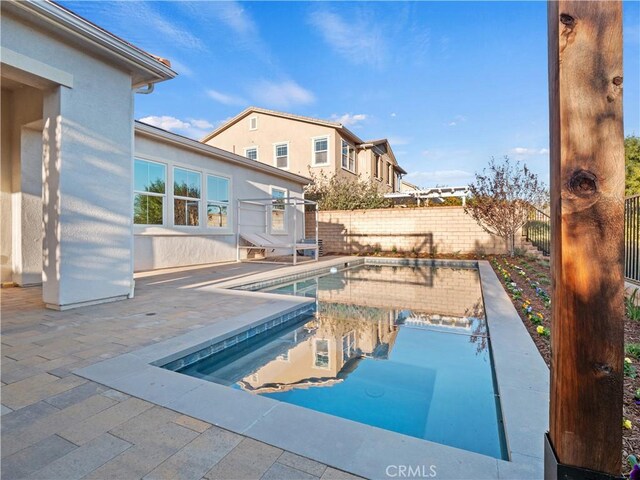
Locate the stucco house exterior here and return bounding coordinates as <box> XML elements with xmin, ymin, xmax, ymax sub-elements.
<box><xmin>1</xmin><ymin>0</ymin><xmax>309</xmax><ymax>310</ymax></box>
<box><xmin>201</xmin><ymin>107</ymin><xmax>407</xmax><ymax>193</ymax></box>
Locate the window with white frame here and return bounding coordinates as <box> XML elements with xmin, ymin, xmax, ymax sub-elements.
<box><xmin>341</xmin><ymin>140</ymin><xmax>356</xmax><ymax>172</ymax></box>
<box><xmin>342</xmin><ymin>331</ymin><xmax>356</xmax><ymax>363</ymax></box>
<box><xmin>206</xmin><ymin>174</ymin><xmax>229</xmax><ymax>228</ymax></box>
<box><xmin>173</xmin><ymin>167</ymin><xmax>201</xmax><ymax>226</ymax></box>
<box><xmin>274</xmin><ymin>143</ymin><xmax>289</xmax><ymax>169</ymax></box>
<box><xmin>133</xmin><ymin>159</ymin><xmax>166</xmax><ymax>225</ymax></box>
<box><xmin>313</xmin><ymin>137</ymin><xmax>329</xmax><ymax>166</ymax></box>
<box><xmin>314</xmin><ymin>339</ymin><xmax>330</xmax><ymax>368</ymax></box>
<box><xmin>249</xmin><ymin>116</ymin><xmax>257</xmax><ymax>130</ymax></box>
<box><xmin>271</xmin><ymin>187</ymin><xmax>286</xmax><ymax>232</ymax></box>
<box><xmin>244</xmin><ymin>147</ymin><xmax>258</xmax><ymax>161</ymax></box>
<box><xmin>374</xmin><ymin>154</ymin><xmax>381</xmax><ymax>179</ymax></box>
<box><xmin>387</xmin><ymin>164</ymin><xmax>393</xmax><ymax>186</ymax></box>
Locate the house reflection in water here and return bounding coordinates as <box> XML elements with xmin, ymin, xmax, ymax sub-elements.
<box><xmin>240</xmin><ymin>265</ymin><xmax>486</xmax><ymax>394</ymax></box>
<box><xmin>238</xmin><ymin>305</ymin><xmax>399</xmax><ymax>394</ymax></box>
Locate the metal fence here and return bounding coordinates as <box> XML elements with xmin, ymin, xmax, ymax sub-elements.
<box><xmin>626</xmin><ymin>195</ymin><xmax>640</xmax><ymax>284</ymax></box>
<box><xmin>523</xmin><ymin>207</ymin><xmax>551</xmax><ymax>256</ymax></box>
<box><xmin>522</xmin><ymin>196</ymin><xmax>640</xmax><ymax>284</ymax></box>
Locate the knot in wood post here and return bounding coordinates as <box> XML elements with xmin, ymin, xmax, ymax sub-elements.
<box><xmin>568</xmin><ymin>170</ymin><xmax>598</xmax><ymax>198</ymax></box>
<box><xmin>559</xmin><ymin>13</ymin><xmax>575</xmax><ymax>26</ymax></box>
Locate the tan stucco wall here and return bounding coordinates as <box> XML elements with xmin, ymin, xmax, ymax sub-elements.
<box><xmin>306</xmin><ymin>207</ymin><xmax>520</xmax><ymax>255</ymax></box>
<box><xmin>205</xmin><ymin>113</ymin><xmax>398</xmax><ymax>192</ymax></box>
<box><xmin>205</xmin><ymin>112</ymin><xmax>336</xmax><ymax>180</ymax></box>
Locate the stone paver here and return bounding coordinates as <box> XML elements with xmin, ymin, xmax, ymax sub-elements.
<box><xmin>0</xmin><ymin>401</ymin><xmax>59</xmax><ymax>434</ymax></box>
<box><xmin>59</xmin><ymin>397</ymin><xmax>153</xmax><ymax>445</ymax></box>
<box><xmin>44</xmin><ymin>381</ymin><xmax>108</xmax><ymax>409</ymax></box>
<box><xmin>27</xmin><ymin>433</ymin><xmax>132</xmax><ymax>480</ymax></box>
<box><xmin>2</xmin><ymin>373</ymin><xmax>86</xmax><ymax>410</ymax></box>
<box><xmin>2</xmin><ymin>393</ymin><xmax>118</xmax><ymax>458</ymax></box>
<box><xmin>173</xmin><ymin>414</ymin><xmax>211</xmax><ymax>433</ymax></box>
<box><xmin>261</xmin><ymin>462</ymin><xmax>320</xmax><ymax>480</ymax></box>
<box><xmin>101</xmin><ymin>389</ymin><xmax>130</xmax><ymax>402</ymax></box>
<box><xmin>278</xmin><ymin>452</ymin><xmax>328</xmax><ymax>477</ymax></box>
<box><xmin>320</xmin><ymin>467</ymin><xmax>364</xmax><ymax>480</ymax></box>
<box><xmin>143</xmin><ymin>426</ymin><xmax>242</xmax><ymax>480</ymax></box>
<box><xmin>1</xmin><ymin>434</ymin><xmax>77</xmax><ymax>479</ymax></box>
<box><xmin>1</xmin><ymin>261</ymin><xmax>362</xmax><ymax>480</ymax></box>
<box><xmin>204</xmin><ymin>437</ymin><xmax>283</xmax><ymax>480</ymax></box>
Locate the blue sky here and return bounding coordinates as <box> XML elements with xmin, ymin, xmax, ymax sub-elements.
<box><xmin>63</xmin><ymin>1</ymin><xmax>640</xmax><ymax>187</ymax></box>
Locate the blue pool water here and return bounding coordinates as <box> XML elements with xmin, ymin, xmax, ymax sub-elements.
<box><xmin>176</xmin><ymin>264</ymin><xmax>507</xmax><ymax>459</ymax></box>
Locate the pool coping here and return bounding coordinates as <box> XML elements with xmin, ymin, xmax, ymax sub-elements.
<box><xmin>75</xmin><ymin>257</ymin><xmax>548</xmax><ymax>479</ymax></box>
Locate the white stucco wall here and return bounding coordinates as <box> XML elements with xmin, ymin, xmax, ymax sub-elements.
<box><xmin>133</xmin><ymin>132</ymin><xmax>307</xmax><ymax>271</ymax></box>
<box><xmin>2</xmin><ymin>11</ymin><xmax>136</xmax><ymax>307</ymax></box>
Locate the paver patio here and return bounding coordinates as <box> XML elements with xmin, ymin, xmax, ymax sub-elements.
<box><xmin>1</xmin><ymin>260</ymin><xmax>362</xmax><ymax>480</ymax></box>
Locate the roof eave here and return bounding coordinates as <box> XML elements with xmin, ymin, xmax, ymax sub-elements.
<box><xmin>201</xmin><ymin>107</ymin><xmax>346</xmax><ymax>143</ymax></box>
<box><xmin>135</xmin><ymin>121</ymin><xmax>312</xmax><ymax>186</ymax></box>
<box><xmin>6</xmin><ymin>0</ymin><xmax>176</xmax><ymax>87</ymax></box>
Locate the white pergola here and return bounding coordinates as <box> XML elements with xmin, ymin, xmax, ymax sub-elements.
<box><xmin>384</xmin><ymin>186</ymin><xmax>470</xmax><ymax>205</ymax></box>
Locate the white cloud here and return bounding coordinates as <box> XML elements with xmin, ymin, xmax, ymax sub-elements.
<box><xmin>390</xmin><ymin>113</ymin><xmax>397</xmax><ymax>118</ymax></box>
<box><xmin>510</xmin><ymin>147</ymin><xmax>549</xmax><ymax>156</ymax></box>
<box><xmin>212</xmin><ymin>2</ymin><xmax>255</xmax><ymax>35</ymax></box>
<box><xmin>178</xmin><ymin>1</ymin><xmax>272</xmax><ymax>64</ymax></box>
<box><xmin>189</xmin><ymin>119</ymin><xmax>215</xmax><ymax>130</ymax></box>
<box><xmin>446</xmin><ymin>115</ymin><xmax>467</xmax><ymax>127</ymax></box>
<box><xmin>207</xmin><ymin>89</ymin><xmax>248</xmax><ymax>107</ymax></box>
<box><xmin>331</xmin><ymin>113</ymin><xmax>367</xmax><ymax>127</ymax></box>
<box><xmin>140</xmin><ymin>115</ymin><xmax>190</xmax><ymax>131</ymax></box>
<box><xmin>404</xmin><ymin>170</ymin><xmax>474</xmax><ymax>187</ymax></box>
<box><xmin>139</xmin><ymin>115</ymin><xmax>215</xmax><ymax>140</ymax></box>
<box><xmin>125</xmin><ymin>3</ymin><xmax>204</xmax><ymax>51</ymax></box>
<box><xmin>68</xmin><ymin>2</ymin><xmax>205</xmax><ymax>56</ymax></box>
<box><xmin>249</xmin><ymin>80</ymin><xmax>315</xmax><ymax>108</ymax></box>
<box><xmin>308</xmin><ymin>8</ymin><xmax>386</xmax><ymax>67</ymax></box>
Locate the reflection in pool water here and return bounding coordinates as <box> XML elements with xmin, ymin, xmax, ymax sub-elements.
<box><xmin>177</xmin><ymin>265</ymin><xmax>506</xmax><ymax>459</ymax></box>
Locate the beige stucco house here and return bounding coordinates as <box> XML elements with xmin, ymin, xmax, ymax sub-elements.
<box><xmin>201</xmin><ymin>107</ymin><xmax>407</xmax><ymax>193</ymax></box>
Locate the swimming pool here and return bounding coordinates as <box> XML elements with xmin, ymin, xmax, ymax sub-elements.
<box><xmin>173</xmin><ymin>264</ymin><xmax>507</xmax><ymax>460</ymax></box>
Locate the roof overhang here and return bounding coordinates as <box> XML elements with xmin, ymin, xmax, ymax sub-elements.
<box><xmin>201</xmin><ymin>107</ymin><xmax>348</xmax><ymax>143</ymax></box>
<box><xmin>2</xmin><ymin>0</ymin><xmax>176</xmax><ymax>88</ymax></box>
<box><xmin>359</xmin><ymin>138</ymin><xmax>406</xmax><ymax>174</ymax></box>
<box><xmin>135</xmin><ymin>121</ymin><xmax>312</xmax><ymax>186</ymax></box>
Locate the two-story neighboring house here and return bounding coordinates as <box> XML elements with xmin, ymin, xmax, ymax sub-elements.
<box><xmin>201</xmin><ymin>107</ymin><xmax>407</xmax><ymax>193</ymax></box>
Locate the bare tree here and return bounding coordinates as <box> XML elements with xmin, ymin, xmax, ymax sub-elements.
<box><xmin>464</xmin><ymin>156</ymin><xmax>547</xmax><ymax>256</ymax></box>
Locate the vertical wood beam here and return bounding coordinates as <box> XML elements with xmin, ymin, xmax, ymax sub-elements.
<box><xmin>548</xmin><ymin>0</ymin><xmax>624</xmax><ymax>475</ymax></box>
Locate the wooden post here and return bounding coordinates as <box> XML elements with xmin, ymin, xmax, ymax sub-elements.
<box><xmin>547</xmin><ymin>0</ymin><xmax>625</xmax><ymax>476</ymax></box>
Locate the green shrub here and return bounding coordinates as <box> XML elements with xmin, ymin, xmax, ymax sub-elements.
<box><xmin>626</xmin><ymin>343</ymin><xmax>640</xmax><ymax>359</ymax></box>
<box><xmin>304</xmin><ymin>171</ymin><xmax>391</xmax><ymax>211</ymax></box>
<box><xmin>626</xmin><ymin>289</ymin><xmax>640</xmax><ymax>321</ymax></box>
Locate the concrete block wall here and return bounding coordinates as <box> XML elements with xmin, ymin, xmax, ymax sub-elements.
<box><xmin>306</xmin><ymin>207</ymin><xmax>519</xmax><ymax>255</ymax></box>
<box><xmin>318</xmin><ymin>266</ymin><xmax>484</xmax><ymax>318</ymax></box>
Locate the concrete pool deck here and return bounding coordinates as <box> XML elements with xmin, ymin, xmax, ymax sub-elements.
<box><xmin>1</xmin><ymin>258</ymin><xmax>549</xmax><ymax>479</ymax></box>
